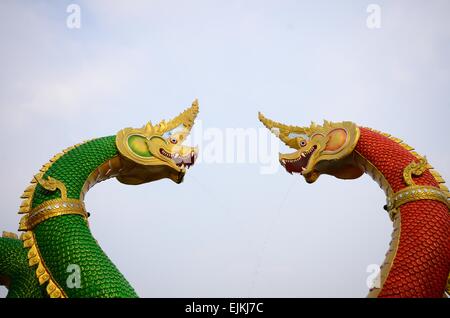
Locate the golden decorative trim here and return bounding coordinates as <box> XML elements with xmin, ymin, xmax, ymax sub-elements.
<box><xmin>17</xmin><ymin>140</ymin><xmax>91</xmax><ymax>218</ymax></box>
<box><xmin>116</xmin><ymin>100</ymin><xmax>199</xmax><ymax>166</ymax></box>
<box><xmin>387</xmin><ymin>185</ymin><xmax>449</xmax><ymax>216</ymax></box>
<box><xmin>258</xmin><ymin>112</ymin><xmax>314</xmax><ymax>148</ymax></box>
<box><xmin>19</xmin><ymin>199</ymin><xmax>88</xmax><ymax>231</ymax></box>
<box><xmin>18</xmin><ymin>177</ymin><xmax>38</xmax><ymax>214</ymax></box>
<box><xmin>367</xmin><ymin>213</ymin><xmax>402</xmax><ymax>298</ymax></box>
<box><xmin>259</xmin><ymin>114</ymin><xmax>360</xmax><ymax>155</ymax></box>
<box><xmin>34</xmin><ymin>175</ymin><xmax>68</xmax><ymax>199</ymax></box>
<box><xmin>384</xmin><ymin>158</ymin><xmax>450</xmax><ymax>218</ymax></box>
<box><xmin>365</xmin><ymin>128</ymin><xmax>449</xmax><ymax>296</ymax></box>
<box><xmin>2</xmin><ymin>231</ymin><xmax>18</xmax><ymax>239</ymax></box>
<box><xmin>19</xmin><ymin>175</ymin><xmax>89</xmax><ymax>231</ymax></box>
<box><xmin>17</xmin><ymin>140</ymin><xmax>91</xmax><ymax>298</ymax></box>
<box><xmin>403</xmin><ymin>157</ymin><xmax>429</xmax><ymax>187</ymax></box>
<box><xmin>354</xmin><ymin>151</ymin><xmax>394</xmax><ymax>198</ymax></box>
<box><xmin>20</xmin><ymin>231</ymin><xmax>67</xmax><ymax>298</ymax></box>
<box><xmin>446</xmin><ymin>273</ymin><xmax>450</xmax><ymax>296</ymax></box>
<box><xmin>354</xmin><ymin>150</ymin><xmax>402</xmax><ymax>298</ymax></box>
<box><xmin>80</xmin><ymin>156</ymin><xmax>123</xmax><ymax>201</ymax></box>
<box><xmin>366</xmin><ymin>127</ymin><xmax>449</xmax><ymax>204</ymax></box>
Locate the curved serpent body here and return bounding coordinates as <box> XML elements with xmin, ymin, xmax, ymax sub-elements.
<box><xmin>259</xmin><ymin>114</ymin><xmax>450</xmax><ymax>297</ymax></box>
<box><xmin>356</xmin><ymin>128</ymin><xmax>449</xmax><ymax>297</ymax></box>
<box><xmin>0</xmin><ymin>101</ymin><xmax>199</xmax><ymax>298</ymax></box>
<box><xmin>0</xmin><ymin>237</ymin><xmax>44</xmax><ymax>298</ymax></box>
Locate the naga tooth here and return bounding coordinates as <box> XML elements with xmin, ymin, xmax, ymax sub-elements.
<box><xmin>301</xmin><ymin>153</ymin><xmax>306</xmax><ymax>158</ymax></box>
<box><xmin>301</xmin><ymin>167</ymin><xmax>307</xmax><ymax>171</ymax></box>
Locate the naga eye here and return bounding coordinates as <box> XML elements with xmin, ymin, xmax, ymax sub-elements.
<box><xmin>300</xmin><ymin>140</ymin><xmax>307</xmax><ymax>147</ymax></box>
<box><xmin>170</xmin><ymin>137</ymin><xmax>178</xmax><ymax>144</ymax></box>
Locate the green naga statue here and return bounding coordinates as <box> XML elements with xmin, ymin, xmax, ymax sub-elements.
<box><xmin>0</xmin><ymin>100</ymin><xmax>199</xmax><ymax>298</ymax></box>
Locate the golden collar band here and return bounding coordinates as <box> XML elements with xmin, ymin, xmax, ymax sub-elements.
<box><xmin>387</xmin><ymin>185</ymin><xmax>449</xmax><ymax>214</ymax></box>
<box><xmin>19</xmin><ymin>198</ymin><xmax>89</xmax><ymax>231</ymax></box>
<box><xmin>386</xmin><ymin>159</ymin><xmax>450</xmax><ymax>220</ymax></box>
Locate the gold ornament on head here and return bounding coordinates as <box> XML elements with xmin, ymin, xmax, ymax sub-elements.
<box><xmin>258</xmin><ymin>112</ymin><xmax>360</xmax><ymax>183</ymax></box>
<box><xmin>155</xmin><ymin>98</ymin><xmax>199</xmax><ymax>134</ymax></box>
<box><xmin>114</xmin><ymin>99</ymin><xmax>200</xmax><ymax>185</ymax></box>
<box><xmin>116</xmin><ymin>99</ymin><xmax>199</xmax><ymax>165</ymax></box>
<box><xmin>258</xmin><ymin>112</ymin><xmax>311</xmax><ymax>149</ymax></box>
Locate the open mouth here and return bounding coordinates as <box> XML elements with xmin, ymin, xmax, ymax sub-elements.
<box><xmin>159</xmin><ymin>148</ymin><xmax>197</xmax><ymax>169</ymax></box>
<box><xmin>280</xmin><ymin>145</ymin><xmax>317</xmax><ymax>175</ymax></box>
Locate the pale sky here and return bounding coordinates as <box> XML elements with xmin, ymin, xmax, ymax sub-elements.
<box><xmin>0</xmin><ymin>0</ymin><xmax>449</xmax><ymax>297</ymax></box>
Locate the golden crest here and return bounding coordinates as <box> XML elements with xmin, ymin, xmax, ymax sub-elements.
<box><xmin>116</xmin><ymin>99</ymin><xmax>199</xmax><ymax>166</ymax></box>
<box><xmin>258</xmin><ymin>112</ymin><xmax>360</xmax><ymax>182</ymax></box>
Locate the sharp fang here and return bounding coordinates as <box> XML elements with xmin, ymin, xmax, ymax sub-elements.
<box><xmin>301</xmin><ymin>153</ymin><xmax>306</xmax><ymax>158</ymax></box>
<box><xmin>301</xmin><ymin>167</ymin><xmax>307</xmax><ymax>171</ymax></box>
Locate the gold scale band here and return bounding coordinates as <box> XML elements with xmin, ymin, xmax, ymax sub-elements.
<box><xmin>20</xmin><ymin>198</ymin><xmax>88</xmax><ymax>231</ymax></box>
<box><xmin>387</xmin><ymin>185</ymin><xmax>449</xmax><ymax>213</ymax></box>
<box><xmin>385</xmin><ymin>158</ymin><xmax>450</xmax><ymax>220</ymax></box>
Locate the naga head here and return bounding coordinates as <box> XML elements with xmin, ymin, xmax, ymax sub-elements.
<box><xmin>259</xmin><ymin>112</ymin><xmax>362</xmax><ymax>183</ymax></box>
<box><xmin>115</xmin><ymin>100</ymin><xmax>199</xmax><ymax>185</ymax></box>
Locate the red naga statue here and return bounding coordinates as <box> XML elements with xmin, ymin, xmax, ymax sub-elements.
<box><xmin>259</xmin><ymin>113</ymin><xmax>450</xmax><ymax>298</ymax></box>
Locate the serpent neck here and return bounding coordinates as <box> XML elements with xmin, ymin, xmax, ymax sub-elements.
<box><xmin>31</xmin><ymin>136</ymin><xmax>119</xmax><ymax>207</ymax></box>
<box><xmin>353</xmin><ymin>127</ymin><xmax>449</xmax><ymax>298</ymax></box>
<box><xmin>22</xmin><ymin>136</ymin><xmax>137</xmax><ymax>297</ymax></box>
<box><xmin>354</xmin><ymin>127</ymin><xmax>440</xmax><ymax>193</ymax></box>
